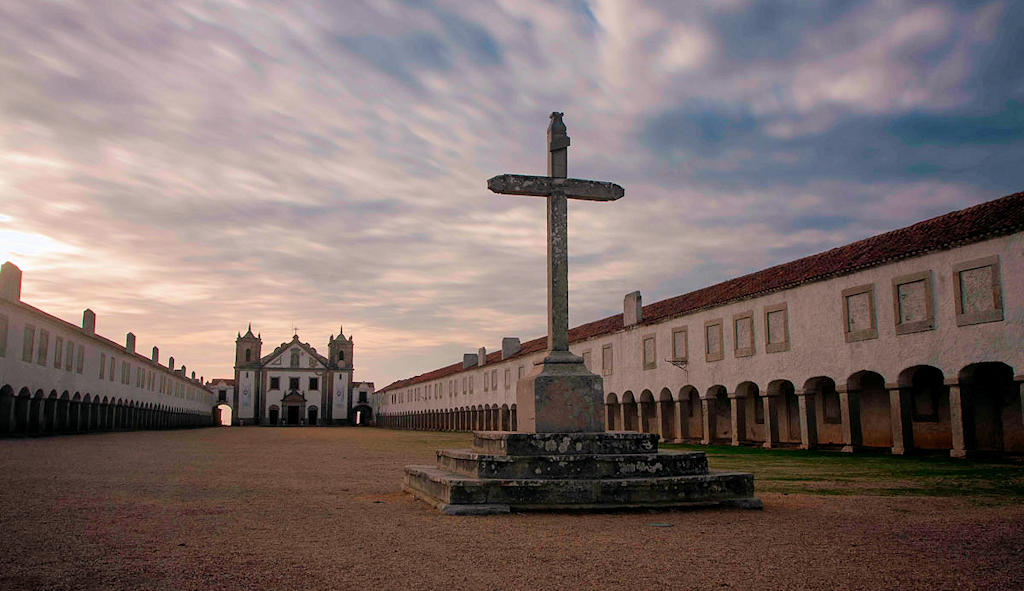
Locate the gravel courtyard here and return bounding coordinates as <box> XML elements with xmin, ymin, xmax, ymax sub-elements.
<box><xmin>1</xmin><ymin>427</ymin><xmax>1021</xmax><ymax>591</ymax></box>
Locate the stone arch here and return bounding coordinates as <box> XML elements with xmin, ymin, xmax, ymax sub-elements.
<box><xmin>678</xmin><ymin>385</ymin><xmax>702</xmax><ymax>441</ymax></box>
<box><xmin>29</xmin><ymin>389</ymin><xmax>45</xmax><ymax>434</ymax></box>
<box><xmin>214</xmin><ymin>402</ymin><xmax>232</xmax><ymax>426</ymax></box>
<box><xmin>657</xmin><ymin>388</ymin><xmax>675</xmax><ymax>440</ymax></box>
<box><xmin>0</xmin><ymin>385</ymin><xmax>15</xmax><ymax>434</ymax></box>
<box><xmin>847</xmin><ymin>370</ymin><xmax>890</xmax><ymax>449</ymax></box>
<box><xmin>639</xmin><ymin>390</ymin><xmax>656</xmax><ymax>434</ymax></box>
<box><xmin>897</xmin><ymin>365</ymin><xmax>950</xmax><ymax>451</ymax></box>
<box><xmin>621</xmin><ymin>391</ymin><xmax>638</xmax><ymax>432</ymax></box>
<box><xmin>307</xmin><ymin>404</ymin><xmax>318</xmax><ymax>426</ymax></box>
<box><xmin>705</xmin><ymin>385</ymin><xmax>730</xmax><ymax>442</ymax></box>
<box><xmin>766</xmin><ymin>380</ymin><xmax>799</xmax><ymax>445</ymax></box>
<box><xmin>957</xmin><ymin>362</ymin><xmax>1020</xmax><ymax>453</ymax></box>
<box><xmin>605</xmin><ymin>392</ymin><xmax>619</xmax><ymax>430</ymax></box>
<box><xmin>802</xmin><ymin>376</ymin><xmax>839</xmax><ymax>447</ymax></box>
<box><xmin>734</xmin><ymin>381</ymin><xmax>762</xmax><ymax>444</ymax></box>
<box><xmin>44</xmin><ymin>390</ymin><xmax>58</xmax><ymax>433</ymax></box>
<box><xmin>500</xmin><ymin>403</ymin><xmax>511</xmax><ymax>431</ymax></box>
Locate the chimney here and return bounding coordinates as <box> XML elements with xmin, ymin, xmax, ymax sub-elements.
<box><xmin>191</xmin><ymin>371</ymin><xmax>196</xmax><ymax>380</ymax></box>
<box><xmin>125</xmin><ymin>332</ymin><xmax>136</xmax><ymax>353</ymax></box>
<box><xmin>624</xmin><ymin>291</ymin><xmax>642</xmax><ymax>327</ymax></box>
<box><xmin>82</xmin><ymin>309</ymin><xmax>96</xmax><ymax>334</ymax></box>
<box><xmin>152</xmin><ymin>346</ymin><xmax>159</xmax><ymax>363</ymax></box>
<box><xmin>0</xmin><ymin>262</ymin><xmax>22</xmax><ymax>301</ymax></box>
<box><xmin>501</xmin><ymin>337</ymin><xmax>521</xmax><ymax>359</ymax></box>
<box><xmin>463</xmin><ymin>353</ymin><xmax>477</xmax><ymax>369</ymax></box>
<box><xmin>477</xmin><ymin>347</ymin><xmax>486</xmax><ymax>366</ymax></box>
<box><xmin>169</xmin><ymin>356</ymin><xmax>175</xmax><ymax>371</ymax></box>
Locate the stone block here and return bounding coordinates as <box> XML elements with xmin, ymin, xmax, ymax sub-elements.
<box><xmin>437</xmin><ymin>449</ymin><xmax>709</xmax><ymax>480</ymax></box>
<box><xmin>515</xmin><ymin>359</ymin><xmax>604</xmax><ymax>433</ymax></box>
<box><xmin>473</xmin><ymin>431</ymin><xmax>658</xmax><ymax>456</ymax></box>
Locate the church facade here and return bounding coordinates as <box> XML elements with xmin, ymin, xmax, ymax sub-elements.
<box><xmin>231</xmin><ymin>326</ymin><xmax>373</xmax><ymax>426</ymax></box>
<box><xmin>377</xmin><ymin>191</ymin><xmax>1024</xmax><ymax>458</ymax></box>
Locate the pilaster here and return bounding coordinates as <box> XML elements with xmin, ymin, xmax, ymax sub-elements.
<box><xmin>700</xmin><ymin>397</ymin><xmax>716</xmax><ymax>445</ymax></box>
<box><xmin>837</xmin><ymin>386</ymin><xmax>862</xmax><ymax>453</ymax></box>
<box><xmin>727</xmin><ymin>392</ymin><xmax>746</xmax><ymax>446</ymax></box>
<box><xmin>947</xmin><ymin>378</ymin><xmax>971</xmax><ymax>459</ymax></box>
<box><xmin>762</xmin><ymin>392</ymin><xmax>781</xmax><ymax>449</ymax></box>
<box><xmin>795</xmin><ymin>390</ymin><xmax>818</xmax><ymax>450</ymax></box>
<box><xmin>887</xmin><ymin>383</ymin><xmax>914</xmax><ymax>455</ymax></box>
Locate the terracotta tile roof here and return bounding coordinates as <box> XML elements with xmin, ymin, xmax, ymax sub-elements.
<box><xmin>379</xmin><ymin>190</ymin><xmax>1024</xmax><ymax>393</ymax></box>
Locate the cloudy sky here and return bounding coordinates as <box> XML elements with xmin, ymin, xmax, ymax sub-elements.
<box><xmin>1</xmin><ymin>1</ymin><xmax>1022</xmax><ymax>387</ymax></box>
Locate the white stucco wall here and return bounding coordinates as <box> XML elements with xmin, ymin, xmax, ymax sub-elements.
<box><xmin>379</xmin><ymin>231</ymin><xmax>1023</xmax><ymax>416</ymax></box>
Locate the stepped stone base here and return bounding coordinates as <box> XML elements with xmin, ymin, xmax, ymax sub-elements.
<box><xmin>403</xmin><ymin>431</ymin><xmax>762</xmax><ymax>515</ymax></box>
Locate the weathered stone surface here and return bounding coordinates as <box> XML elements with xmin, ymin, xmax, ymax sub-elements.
<box><xmin>474</xmin><ymin>431</ymin><xmax>659</xmax><ymax>456</ymax></box>
<box><xmin>437</xmin><ymin>449</ymin><xmax>709</xmax><ymax>480</ymax></box>
<box><xmin>487</xmin><ymin>174</ymin><xmax>625</xmax><ymax>202</ymax></box>
<box><xmin>516</xmin><ymin>359</ymin><xmax>605</xmax><ymax>433</ymax></box>
<box><xmin>404</xmin><ymin>465</ymin><xmax>757</xmax><ymax>510</ymax></box>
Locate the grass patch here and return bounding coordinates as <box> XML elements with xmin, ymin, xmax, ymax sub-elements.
<box><xmin>661</xmin><ymin>442</ymin><xmax>1024</xmax><ymax>500</ymax></box>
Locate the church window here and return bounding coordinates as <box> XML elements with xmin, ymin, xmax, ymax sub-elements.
<box><xmin>37</xmin><ymin>329</ymin><xmax>49</xmax><ymax>366</ymax></box>
<box><xmin>518</xmin><ymin>366</ymin><xmax>524</xmax><ymax>379</ymax></box>
<box><xmin>290</xmin><ymin>349</ymin><xmax>299</xmax><ymax>367</ymax></box>
<box><xmin>338</xmin><ymin>350</ymin><xmax>345</xmax><ymax>361</ymax></box>
<box><xmin>22</xmin><ymin>324</ymin><xmax>35</xmax><ymax>362</ymax></box>
<box><xmin>601</xmin><ymin>344</ymin><xmax>613</xmax><ymax>376</ymax></box>
<box><xmin>54</xmin><ymin>336</ymin><xmax>63</xmax><ymax>368</ymax></box>
<box><xmin>359</xmin><ymin>391</ymin><xmax>368</xmax><ymax>403</ymax></box>
<box><xmin>289</xmin><ymin>377</ymin><xmax>300</xmax><ymax>390</ymax></box>
<box><xmin>270</xmin><ymin>377</ymin><xmax>280</xmax><ymax>390</ymax></box>
<box><xmin>245</xmin><ymin>349</ymin><xmax>251</xmax><ymax>362</ymax></box>
<box><xmin>309</xmin><ymin>377</ymin><xmax>319</xmax><ymax>390</ymax></box>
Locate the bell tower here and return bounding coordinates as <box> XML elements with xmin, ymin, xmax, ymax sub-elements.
<box><xmin>328</xmin><ymin>325</ymin><xmax>353</xmax><ymax>369</ymax></box>
<box><xmin>235</xmin><ymin>323</ymin><xmax>262</xmax><ymax>367</ymax></box>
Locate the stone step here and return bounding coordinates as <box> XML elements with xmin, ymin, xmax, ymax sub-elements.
<box><xmin>472</xmin><ymin>431</ymin><xmax>660</xmax><ymax>456</ymax></box>
<box><xmin>437</xmin><ymin>449</ymin><xmax>709</xmax><ymax>480</ymax></box>
<box><xmin>403</xmin><ymin>465</ymin><xmax>761</xmax><ymax>515</ymax></box>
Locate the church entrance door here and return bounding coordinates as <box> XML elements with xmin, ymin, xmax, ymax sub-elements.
<box><xmin>308</xmin><ymin>407</ymin><xmax>318</xmax><ymax>426</ymax></box>
<box><xmin>268</xmin><ymin>407</ymin><xmax>279</xmax><ymax>425</ymax></box>
<box><xmin>287</xmin><ymin>405</ymin><xmax>300</xmax><ymax>425</ymax></box>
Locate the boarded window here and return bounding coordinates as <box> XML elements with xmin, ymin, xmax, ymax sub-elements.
<box><xmin>842</xmin><ymin>285</ymin><xmax>877</xmax><ymax>342</ymax></box>
<box><xmin>22</xmin><ymin>324</ymin><xmax>35</xmax><ymax>362</ymax></box>
<box><xmin>54</xmin><ymin>336</ymin><xmax>64</xmax><ymax>368</ymax></box>
<box><xmin>953</xmin><ymin>256</ymin><xmax>1002</xmax><ymax>326</ymax></box>
<box><xmin>671</xmin><ymin>328</ymin><xmax>687</xmax><ymax>360</ymax></box>
<box><xmin>642</xmin><ymin>336</ymin><xmax>656</xmax><ymax>369</ymax></box>
<box><xmin>75</xmin><ymin>345</ymin><xmax>84</xmax><ymax>374</ymax></box>
<box><xmin>70</xmin><ymin>341</ymin><xmax>78</xmax><ymax>372</ymax></box>
<box><xmin>99</xmin><ymin>352</ymin><xmax>106</xmax><ymax>379</ymax></box>
<box><xmin>704</xmin><ymin>320</ymin><xmax>723</xmax><ymax>362</ymax></box>
<box><xmin>733</xmin><ymin>313</ymin><xmax>754</xmax><ymax>357</ymax></box>
<box><xmin>37</xmin><ymin>329</ymin><xmax>49</xmax><ymax>366</ymax></box>
<box><xmin>765</xmin><ymin>303</ymin><xmax>789</xmax><ymax>353</ymax></box>
<box><xmin>601</xmin><ymin>344</ymin><xmax>613</xmax><ymax>376</ymax></box>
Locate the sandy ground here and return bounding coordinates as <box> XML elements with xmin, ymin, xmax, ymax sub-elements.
<box><xmin>0</xmin><ymin>428</ymin><xmax>1022</xmax><ymax>591</ymax></box>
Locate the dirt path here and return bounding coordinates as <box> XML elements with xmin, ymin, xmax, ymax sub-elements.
<box><xmin>1</xmin><ymin>428</ymin><xmax>1021</xmax><ymax>590</ymax></box>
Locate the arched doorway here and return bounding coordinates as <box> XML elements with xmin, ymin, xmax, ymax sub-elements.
<box><xmin>658</xmin><ymin>388</ymin><xmax>675</xmax><ymax>440</ymax></box>
<box><xmin>621</xmin><ymin>392</ymin><xmax>638</xmax><ymax>431</ymax></box>
<box><xmin>605</xmin><ymin>393</ymin><xmax>619</xmax><ymax>430</ymax></box>
<box><xmin>957</xmin><ymin>362</ymin><xmax>1021</xmax><ymax>453</ymax></box>
<box><xmin>848</xmin><ymin>370</ymin><xmax>891</xmax><ymax>449</ymax></box>
<box><xmin>679</xmin><ymin>386</ymin><xmax>702</xmax><ymax>441</ymax></box>
<box><xmin>214</xmin><ymin>403</ymin><xmax>232</xmax><ymax>426</ymax></box>
<box><xmin>353</xmin><ymin>404</ymin><xmax>373</xmax><ymax>426</ymax></box>
<box><xmin>897</xmin><ymin>365</ymin><xmax>950</xmax><ymax>451</ymax></box>
<box><xmin>639</xmin><ymin>390</ymin><xmax>656</xmax><ymax>434</ymax></box>
<box><xmin>308</xmin><ymin>406</ymin><xmax>318</xmax><ymax>426</ymax></box>
<box><xmin>268</xmin><ymin>405</ymin><xmax>280</xmax><ymax>425</ymax></box>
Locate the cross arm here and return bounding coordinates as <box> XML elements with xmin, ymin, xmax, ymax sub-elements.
<box><xmin>487</xmin><ymin>174</ymin><xmax>624</xmax><ymax>202</ymax></box>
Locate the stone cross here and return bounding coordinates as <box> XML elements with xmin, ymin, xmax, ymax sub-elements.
<box><xmin>488</xmin><ymin>113</ymin><xmax>624</xmax><ymax>361</ymax></box>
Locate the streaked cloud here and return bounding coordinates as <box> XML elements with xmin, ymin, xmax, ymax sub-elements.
<box><xmin>0</xmin><ymin>0</ymin><xmax>1021</xmax><ymax>386</ymax></box>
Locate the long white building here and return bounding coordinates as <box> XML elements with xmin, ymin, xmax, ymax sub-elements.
<box><xmin>377</xmin><ymin>191</ymin><xmax>1024</xmax><ymax>458</ymax></box>
<box><xmin>0</xmin><ymin>262</ymin><xmax>217</xmax><ymax>433</ymax></box>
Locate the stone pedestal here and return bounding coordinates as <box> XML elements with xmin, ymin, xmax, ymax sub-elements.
<box><xmin>516</xmin><ymin>352</ymin><xmax>604</xmax><ymax>433</ymax></box>
<box><xmin>403</xmin><ymin>431</ymin><xmax>762</xmax><ymax>515</ymax></box>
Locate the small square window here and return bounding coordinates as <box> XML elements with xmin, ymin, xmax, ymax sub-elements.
<box><xmin>953</xmin><ymin>256</ymin><xmax>1002</xmax><ymax>326</ymax></box>
<box><xmin>270</xmin><ymin>377</ymin><xmax>280</xmax><ymax>390</ymax></box>
<box><xmin>892</xmin><ymin>271</ymin><xmax>935</xmax><ymax>335</ymax></box>
<box><xmin>764</xmin><ymin>303</ymin><xmax>790</xmax><ymax>353</ymax></box>
<box><xmin>289</xmin><ymin>377</ymin><xmax>300</xmax><ymax>390</ymax></box>
<box><xmin>733</xmin><ymin>312</ymin><xmax>754</xmax><ymax>358</ymax></box>
<box><xmin>704</xmin><ymin>319</ymin><xmax>723</xmax><ymax>362</ymax></box>
<box><xmin>309</xmin><ymin>377</ymin><xmax>319</xmax><ymax>390</ymax></box>
<box><xmin>642</xmin><ymin>335</ymin><xmax>657</xmax><ymax>370</ymax></box>
<box><xmin>22</xmin><ymin>324</ymin><xmax>35</xmax><ymax>363</ymax></box>
<box><xmin>842</xmin><ymin>284</ymin><xmax>877</xmax><ymax>342</ymax></box>
<box><xmin>671</xmin><ymin>327</ymin><xmax>688</xmax><ymax>361</ymax></box>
